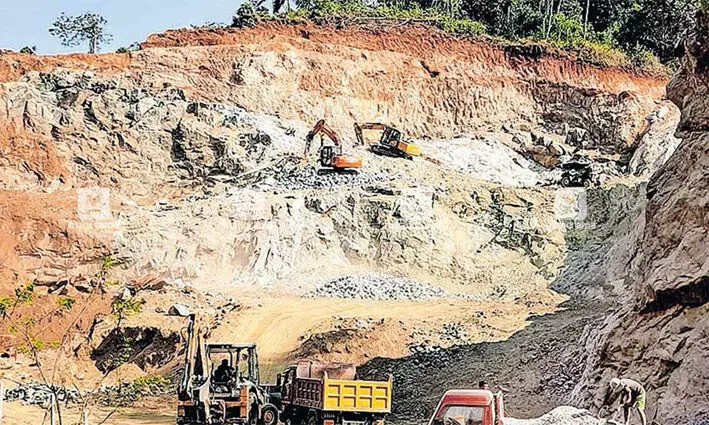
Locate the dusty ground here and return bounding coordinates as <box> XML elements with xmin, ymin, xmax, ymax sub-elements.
<box><xmin>211</xmin><ymin>296</ymin><xmax>560</xmax><ymax>380</ymax></box>
<box><xmin>2</xmin><ymin>397</ymin><xmax>174</xmax><ymax>425</ymax></box>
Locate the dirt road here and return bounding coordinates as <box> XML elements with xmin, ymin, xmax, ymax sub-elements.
<box><xmin>211</xmin><ymin>296</ymin><xmax>559</xmax><ymax>381</ymax></box>
<box><xmin>2</xmin><ymin>399</ymin><xmax>174</xmax><ymax>425</ymax></box>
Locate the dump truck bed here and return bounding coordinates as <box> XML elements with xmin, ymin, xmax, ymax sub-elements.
<box><xmin>292</xmin><ymin>374</ymin><xmax>392</xmax><ymax>413</ymax></box>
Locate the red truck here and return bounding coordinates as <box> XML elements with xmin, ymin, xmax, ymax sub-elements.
<box><xmin>427</xmin><ymin>389</ymin><xmax>505</xmax><ymax>425</ymax></box>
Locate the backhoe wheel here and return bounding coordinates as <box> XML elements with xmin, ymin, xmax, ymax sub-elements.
<box><xmin>583</xmin><ymin>179</ymin><xmax>592</xmax><ymax>188</ymax></box>
<box><xmin>308</xmin><ymin>413</ymin><xmax>319</xmax><ymax>425</ymax></box>
<box><xmin>262</xmin><ymin>407</ymin><xmax>278</xmax><ymax>425</ymax></box>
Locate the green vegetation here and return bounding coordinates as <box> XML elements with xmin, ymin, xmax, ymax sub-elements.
<box><xmin>235</xmin><ymin>0</ymin><xmax>488</xmax><ymax>38</ymax></box>
<box><xmin>14</xmin><ymin>282</ymin><xmax>35</xmax><ymax>305</ymax></box>
<box><xmin>102</xmin><ymin>255</ymin><xmax>120</xmax><ymax>270</ymax></box>
<box><xmin>231</xmin><ymin>0</ymin><xmax>703</xmax><ymax>70</ymax></box>
<box><xmin>17</xmin><ymin>336</ymin><xmax>46</xmax><ymax>355</ymax></box>
<box><xmin>134</xmin><ymin>374</ymin><xmax>171</xmax><ymax>392</ymax></box>
<box><xmin>233</xmin><ymin>0</ymin><xmax>271</xmax><ymax>27</ymax></box>
<box><xmin>111</xmin><ymin>296</ymin><xmax>144</xmax><ymax>321</ymax></box>
<box><xmin>49</xmin><ymin>12</ymin><xmax>112</xmax><ymax>54</ymax></box>
<box><xmin>0</xmin><ymin>297</ymin><xmax>12</xmax><ymax>317</ymax></box>
<box><xmin>57</xmin><ymin>296</ymin><xmax>76</xmax><ymax>311</ymax></box>
<box><xmin>96</xmin><ymin>373</ymin><xmax>172</xmax><ymax>407</ymax></box>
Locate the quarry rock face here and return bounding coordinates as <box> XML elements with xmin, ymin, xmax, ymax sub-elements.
<box><xmin>571</xmin><ymin>12</ymin><xmax>709</xmax><ymax>424</ymax></box>
<box><xmin>0</xmin><ymin>24</ymin><xmax>672</xmax><ymax>294</ymax></box>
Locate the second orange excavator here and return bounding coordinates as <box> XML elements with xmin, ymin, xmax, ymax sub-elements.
<box><xmin>305</xmin><ymin>119</ymin><xmax>363</xmax><ymax>173</ymax></box>
<box><xmin>353</xmin><ymin>122</ymin><xmax>421</xmax><ymax>159</ymax></box>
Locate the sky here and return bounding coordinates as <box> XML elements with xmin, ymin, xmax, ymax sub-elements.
<box><xmin>0</xmin><ymin>0</ymin><xmax>242</xmax><ymax>54</ymax></box>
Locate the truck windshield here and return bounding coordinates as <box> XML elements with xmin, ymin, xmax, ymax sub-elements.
<box><xmin>435</xmin><ymin>405</ymin><xmax>484</xmax><ymax>425</ymax></box>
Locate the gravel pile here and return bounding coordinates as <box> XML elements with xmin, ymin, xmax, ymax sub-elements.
<box><xmin>305</xmin><ymin>273</ymin><xmax>450</xmax><ymax>300</ymax></box>
<box><xmin>3</xmin><ymin>383</ymin><xmax>80</xmax><ymax>405</ymax></box>
<box><xmin>263</xmin><ymin>165</ymin><xmax>398</xmax><ymax>191</ymax></box>
<box><xmin>503</xmin><ymin>406</ymin><xmax>605</xmax><ymax>425</ymax></box>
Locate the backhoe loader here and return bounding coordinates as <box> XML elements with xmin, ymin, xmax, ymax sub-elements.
<box><xmin>176</xmin><ymin>314</ymin><xmax>279</xmax><ymax>425</ymax></box>
<box><xmin>305</xmin><ymin>120</ymin><xmax>363</xmax><ymax>173</ymax></box>
<box><xmin>353</xmin><ymin>122</ymin><xmax>421</xmax><ymax>159</ymax></box>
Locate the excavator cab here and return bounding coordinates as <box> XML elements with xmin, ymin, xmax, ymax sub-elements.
<box><xmin>207</xmin><ymin>343</ymin><xmax>260</xmax><ymax>391</ymax></box>
<box><xmin>305</xmin><ymin>120</ymin><xmax>363</xmax><ymax>172</ymax></box>
<box><xmin>381</xmin><ymin>126</ymin><xmax>403</xmax><ymax>145</ymax></box>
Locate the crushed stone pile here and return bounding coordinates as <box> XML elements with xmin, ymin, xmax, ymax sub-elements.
<box><xmin>305</xmin><ymin>273</ymin><xmax>450</xmax><ymax>300</ymax></box>
<box><xmin>256</xmin><ymin>164</ymin><xmax>402</xmax><ymax>192</ymax></box>
<box><xmin>503</xmin><ymin>407</ymin><xmax>605</xmax><ymax>425</ymax></box>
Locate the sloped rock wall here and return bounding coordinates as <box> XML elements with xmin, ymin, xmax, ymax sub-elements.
<box><xmin>570</xmin><ymin>12</ymin><xmax>709</xmax><ymax>424</ymax></box>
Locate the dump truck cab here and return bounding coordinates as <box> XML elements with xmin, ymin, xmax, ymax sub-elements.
<box><xmin>428</xmin><ymin>390</ymin><xmax>504</xmax><ymax>425</ymax></box>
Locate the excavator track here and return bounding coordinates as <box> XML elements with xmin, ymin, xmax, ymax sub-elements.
<box><xmin>371</xmin><ymin>144</ymin><xmax>411</xmax><ymax>159</ymax></box>
<box><xmin>317</xmin><ymin>168</ymin><xmax>359</xmax><ymax>175</ymax></box>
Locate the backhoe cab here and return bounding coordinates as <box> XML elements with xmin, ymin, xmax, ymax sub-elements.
<box><xmin>305</xmin><ymin>119</ymin><xmax>363</xmax><ymax>173</ymax></box>
<box><xmin>353</xmin><ymin>122</ymin><xmax>421</xmax><ymax>159</ymax></box>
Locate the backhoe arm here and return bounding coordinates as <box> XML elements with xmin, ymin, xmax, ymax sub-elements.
<box><xmin>353</xmin><ymin>122</ymin><xmax>391</xmax><ymax>146</ymax></box>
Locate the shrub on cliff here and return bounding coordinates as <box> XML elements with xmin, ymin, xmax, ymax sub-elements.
<box><xmin>441</xmin><ymin>18</ymin><xmax>486</xmax><ymax>36</ymax></box>
<box><xmin>233</xmin><ymin>0</ymin><xmax>271</xmax><ymax>27</ymax></box>
<box><xmin>19</xmin><ymin>46</ymin><xmax>37</xmax><ymax>55</ymax></box>
<box><xmin>289</xmin><ymin>0</ymin><xmax>487</xmax><ymax>37</ymax></box>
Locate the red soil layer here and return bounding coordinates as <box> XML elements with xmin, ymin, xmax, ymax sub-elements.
<box><xmin>140</xmin><ymin>22</ymin><xmax>667</xmax><ymax>96</ymax></box>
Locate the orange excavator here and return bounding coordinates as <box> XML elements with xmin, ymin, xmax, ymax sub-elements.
<box><xmin>305</xmin><ymin>119</ymin><xmax>363</xmax><ymax>173</ymax></box>
<box><xmin>353</xmin><ymin>122</ymin><xmax>421</xmax><ymax>159</ymax></box>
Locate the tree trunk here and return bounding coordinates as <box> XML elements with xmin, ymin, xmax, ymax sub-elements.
<box><xmin>583</xmin><ymin>0</ymin><xmax>590</xmax><ymax>39</ymax></box>
<box><xmin>547</xmin><ymin>0</ymin><xmax>552</xmax><ymax>37</ymax></box>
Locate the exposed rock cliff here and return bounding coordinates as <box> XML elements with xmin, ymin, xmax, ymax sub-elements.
<box><xmin>571</xmin><ymin>12</ymin><xmax>709</xmax><ymax>424</ymax></box>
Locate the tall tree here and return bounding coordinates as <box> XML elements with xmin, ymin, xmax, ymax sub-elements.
<box><xmin>49</xmin><ymin>12</ymin><xmax>112</xmax><ymax>54</ymax></box>
<box><xmin>616</xmin><ymin>0</ymin><xmax>697</xmax><ymax>61</ymax></box>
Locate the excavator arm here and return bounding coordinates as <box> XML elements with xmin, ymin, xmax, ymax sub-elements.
<box><xmin>305</xmin><ymin>119</ymin><xmax>341</xmax><ymax>156</ymax></box>
<box><xmin>353</xmin><ymin>122</ymin><xmax>388</xmax><ymax>147</ymax></box>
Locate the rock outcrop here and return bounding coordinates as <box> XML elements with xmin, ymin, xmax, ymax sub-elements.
<box><xmin>571</xmin><ymin>12</ymin><xmax>709</xmax><ymax>424</ymax></box>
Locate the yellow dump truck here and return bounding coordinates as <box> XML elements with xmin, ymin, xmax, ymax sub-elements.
<box><xmin>273</xmin><ymin>360</ymin><xmax>392</xmax><ymax>425</ymax></box>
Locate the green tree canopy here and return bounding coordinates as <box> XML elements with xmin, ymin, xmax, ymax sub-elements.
<box><xmin>49</xmin><ymin>12</ymin><xmax>113</xmax><ymax>54</ymax></box>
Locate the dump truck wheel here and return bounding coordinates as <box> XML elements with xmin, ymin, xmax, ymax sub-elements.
<box><xmin>308</xmin><ymin>413</ymin><xmax>319</xmax><ymax>425</ymax></box>
<box><xmin>561</xmin><ymin>177</ymin><xmax>571</xmax><ymax>187</ymax></box>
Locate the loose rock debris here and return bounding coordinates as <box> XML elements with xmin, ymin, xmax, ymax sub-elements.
<box><xmin>305</xmin><ymin>273</ymin><xmax>451</xmax><ymax>300</ymax></box>
<box><xmin>503</xmin><ymin>406</ymin><xmax>605</xmax><ymax>425</ymax></box>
